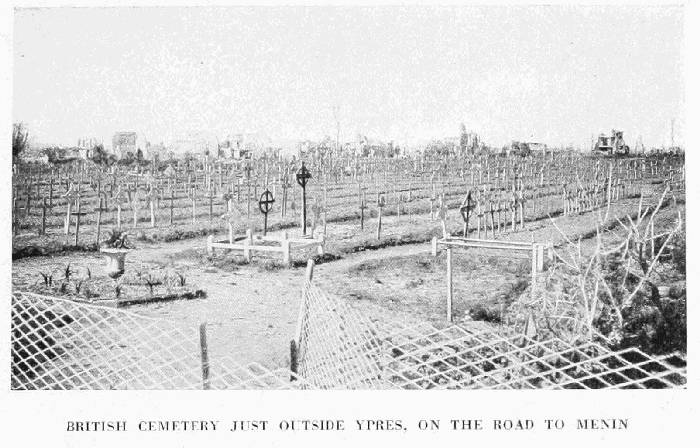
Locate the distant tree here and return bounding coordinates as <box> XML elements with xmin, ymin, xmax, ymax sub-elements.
<box><xmin>13</xmin><ymin>123</ymin><xmax>30</xmax><ymax>160</ymax></box>
<box><xmin>90</xmin><ymin>143</ymin><xmax>109</xmax><ymax>165</ymax></box>
<box><xmin>459</xmin><ymin>123</ymin><xmax>469</xmax><ymax>154</ymax></box>
<box><xmin>44</xmin><ymin>146</ymin><xmax>63</xmax><ymax>164</ymax></box>
<box><xmin>118</xmin><ymin>151</ymin><xmax>135</xmax><ymax>165</ymax></box>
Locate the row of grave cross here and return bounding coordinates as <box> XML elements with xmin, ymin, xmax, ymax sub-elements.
<box><xmin>13</xmin><ymin>152</ymin><xmax>679</xmax><ymax>239</ymax></box>
<box><xmin>48</xmin><ymin>163</ymin><xmax>317</xmax><ymax>237</ymax></box>
<box><xmin>458</xmin><ymin>190</ymin><xmax>528</xmax><ymax>237</ymax></box>
<box><xmin>232</xmin><ymin>162</ymin><xmax>316</xmax><ymax>237</ymax></box>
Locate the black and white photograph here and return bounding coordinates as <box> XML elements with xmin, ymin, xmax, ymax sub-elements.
<box><xmin>7</xmin><ymin>3</ymin><xmax>688</xmax><ymax>392</ymax></box>
<box><xmin>3</xmin><ymin>3</ymin><xmax>698</xmax><ymax>445</ymax></box>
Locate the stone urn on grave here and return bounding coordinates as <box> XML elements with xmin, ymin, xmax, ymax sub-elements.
<box><xmin>99</xmin><ymin>228</ymin><xmax>133</xmax><ymax>279</ymax></box>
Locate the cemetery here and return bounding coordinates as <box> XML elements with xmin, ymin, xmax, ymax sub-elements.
<box><xmin>10</xmin><ymin>145</ymin><xmax>687</xmax><ymax>389</ymax></box>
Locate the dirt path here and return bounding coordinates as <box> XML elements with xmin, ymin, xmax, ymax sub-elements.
<box><xmin>12</xmin><ymin>196</ymin><xmax>683</xmax><ymax>369</ymax></box>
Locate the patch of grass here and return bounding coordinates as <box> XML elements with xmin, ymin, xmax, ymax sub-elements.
<box><xmin>257</xmin><ymin>259</ymin><xmax>286</xmax><ymax>272</ymax></box>
<box><xmin>291</xmin><ymin>253</ymin><xmax>342</xmax><ymax>268</ymax></box>
<box><xmin>468</xmin><ymin>303</ymin><xmax>503</xmax><ymax>323</ymax></box>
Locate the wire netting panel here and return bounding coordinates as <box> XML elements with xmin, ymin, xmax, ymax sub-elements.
<box><xmin>295</xmin><ymin>282</ymin><xmax>385</xmax><ymax>388</ymax></box>
<box><xmin>378</xmin><ymin>325</ymin><xmax>686</xmax><ymax>389</ymax></box>
<box><xmin>12</xmin><ymin>287</ymin><xmax>686</xmax><ymax>390</ymax></box>
<box><xmin>11</xmin><ymin>291</ymin><xmax>305</xmax><ymax>390</ymax></box>
<box><xmin>296</xmin><ymin>285</ymin><xmax>687</xmax><ymax>390</ymax></box>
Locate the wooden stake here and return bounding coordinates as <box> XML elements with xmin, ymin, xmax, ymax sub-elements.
<box><xmin>446</xmin><ymin>246</ymin><xmax>453</xmax><ymax>322</ymax></box>
<box><xmin>199</xmin><ymin>323</ymin><xmax>210</xmax><ymax>390</ymax></box>
<box><xmin>40</xmin><ymin>197</ymin><xmax>47</xmax><ymax>235</ymax></box>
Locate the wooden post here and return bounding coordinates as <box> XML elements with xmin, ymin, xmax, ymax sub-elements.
<box><xmin>377</xmin><ymin>195</ymin><xmax>384</xmax><ymax>240</ymax></box>
<box><xmin>605</xmin><ymin>162</ymin><xmax>613</xmax><ymax>221</ymax></box>
<box><xmin>247</xmin><ymin>178</ymin><xmax>251</xmax><ymax>219</ymax></box>
<box><xmin>518</xmin><ymin>193</ymin><xmax>525</xmax><ymax>230</ymax></box>
<box><xmin>290</xmin><ymin>339</ymin><xmax>299</xmax><ymax>377</ymax></box>
<box><xmin>446</xmin><ymin>246</ymin><xmax>453</xmax><ymax>322</ymax></box>
<box><xmin>282</xmin><ymin>231</ymin><xmax>291</xmax><ymax>266</ymax></box>
<box><xmin>191</xmin><ymin>189</ymin><xmax>197</xmax><ymax>225</ymax></box>
<box><xmin>132</xmin><ymin>191</ymin><xmax>139</xmax><ymax>229</ymax></box>
<box><xmin>243</xmin><ymin>228</ymin><xmax>252</xmax><ymax>262</ymax></box>
<box><xmin>64</xmin><ymin>198</ymin><xmax>73</xmax><ymax>235</ymax></box>
<box><xmin>281</xmin><ymin>182</ymin><xmax>287</xmax><ymax>217</ymax></box>
<box><xmin>116</xmin><ymin>200</ymin><xmax>122</xmax><ymax>230</ymax></box>
<box><xmin>206</xmin><ymin>235</ymin><xmax>214</xmax><ymax>256</ymax></box>
<box><xmin>40</xmin><ymin>197</ymin><xmax>47</xmax><ymax>235</ymax></box>
<box><xmin>49</xmin><ymin>177</ymin><xmax>54</xmax><ymax>209</ymax></box>
<box><xmin>316</xmin><ymin>233</ymin><xmax>325</xmax><ymax>256</ymax></box>
<box><xmin>24</xmin><ymin>185</ymin><xmax>31</xmax><ymax>219</ymax></box>
<box><xmin>149</xmin><ymin>193</ymin><xmax>156</xmax><ymax>228</ymax></box>
<box><xmin>73</xmin><ymin>194</ymin><xmax>82</xmax><ymax>246</ymax></box>
<box><xmin>169</xmin><ymin>188</ymin><xmax>175</xmax><ymax>225</ymax></box>
<box><xmin>199</xmin><ymin>323</ymin><xmax>210</xmax><ymax>390</ymax></box>
<box><xmin>476</xmin><ymin>202</ymin><xmax>481</xmax><ymax>239</ymax></box>
<box><xmin>208</xmin><ymin>187</ymin><xmax>214</xmax><ymax>223</ymax></box>
<box><xmin>95</xmin><ymin>198</ymin><xmax>105</xmax><ymax>246</ymax></box>
<box><xmin>531</xmin><ymin>243</ymin><xmax>537</xmax><ymax>299</ymax></box>
<box><xmin>536</xmin><ymin>244</ymin><xmax>544</xmax><ymax>271</ymax></box>
<box><xmin>305</xmin><ymin>257</ymin><xmax>315</xmax><ymax>282</ymax></box>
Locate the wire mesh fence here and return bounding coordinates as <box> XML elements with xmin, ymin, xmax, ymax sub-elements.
<box><xmin>294</xmin><ymin>283</ymin><xmax>687</xmax><ymax>390</ymax></box>
<box><xmin>12</xmin><ymin>284</ymin><xmax>686</xmax><ymax>390</ymax></box>
<box><xmin>11</xmin><ymin>291</ymin><xmax>307</xmax><ymax>390</ymax></box>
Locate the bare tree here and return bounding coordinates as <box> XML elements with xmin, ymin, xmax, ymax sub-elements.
<box><xmin>12</xmin><ymin>122</ymin><xmax>29</xmax><ymax>161</ymax></box>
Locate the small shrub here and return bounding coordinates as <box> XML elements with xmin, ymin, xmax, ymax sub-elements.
<box><xmin>63</xmin><ymin>263</ymin><xmax>72</xmax><ymax>281</ymax></box>
<box><xmin>101</xmin><ymin>229</ymin><xmax>132</xmax><ymax>249</ymax></box>
<box><xmin>469</xmin><ymin>303</ymin><xmax>503</xmax><ymax>323</ymax></box>
<box><xmin>39</xmin><ymin>271</ymin><xmax>53</xmax><ymax>286</ymax></box>
<box><xmin>176</xmin><ymin>272</ymin><xmax>186</xmax><ymax>287</ymax></box>
<box><xmin>257</xmin><ymin>259</ymin><xmax>285</xmax><ymax>272</ymax></box>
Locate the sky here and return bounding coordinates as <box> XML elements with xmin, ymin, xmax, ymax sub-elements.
<box><xmin>13</xmin><ymin>6</ymin><xmax>684</xmax><ymax>149</ymax></box>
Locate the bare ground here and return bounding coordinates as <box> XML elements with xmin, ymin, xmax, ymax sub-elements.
<box><xmin>11</xmin><ymin>196</ymin><xmax>684</xmax><ymax>369</ymax></box>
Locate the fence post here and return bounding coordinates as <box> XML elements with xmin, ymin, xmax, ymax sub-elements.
<box><xmin>289</xmin><ymin>338</ymin><xmax>298</xmax><ymax>380</ymax></box>
<box><xmin>376</xmin><ymin>197</ymin><xmax>383</xmax><ymax>240</ymax></box>
<box><xmin>446</xmin><ymin>246</ymin><xmax>453</xmax><ymax>322</ymax></box>
<box><xmin>206</xmin><ymin>235</ymin><xmax>214</xmax><ymax>257</ymax></box>
<box><xmin>64</xmin><ymin>198</ymin><xmax>72</xmax><ymax>235</ymax></box>
<box><xmin>169</xmin><ymin>188</ymin><xmax>175</xmax><ymax>225</ymax></box>
<box><xmin>531</xmin><ymin>243</ymin><xmax>537</xmax><ymax>299</ymax></box>
<box><xmin>73</xmin><ymin>194</ymin><xmax>82</xmax><ymax>246</ymax></box>
<box><xmin>149</xmin><ymin>195</ymin><xmax>156</xmax><ymax>228</ymax></box>
<box><xmin>208</xmin><ymin>187</ymin><xmax>214</xmax><ymax>223</ymax></box>
<box><xmin>305</xmin><ymin>258</ymin><xmax>315</xmax><ymax>282</ymax></box>
<box><xmin>282</xmin><ymin>231</ymin><xmax>291</xmax><ymax>266</ymax></box>
<box><xmin>40</xmin><ymin>197</ymin><xmax>47</xmax><ymax>236</ymax></box>
<box><xmin>290</xmin><ymin>259</ymin><xmax>316</xmax><ymax>381</ymax></box>
<box><xmin>243</xmin><ymin>228</ymin><xmax>252</xmax><ymax>262</ymax></box>
<box><xmin>316</xmin><ymin>233</ymin><xmax>325</xmax><ymax>256</ymax></box>
<box><xmin>199</xmin><ymin>323</ymin><xmax>210</xmax><ymax>390</ymax></box>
